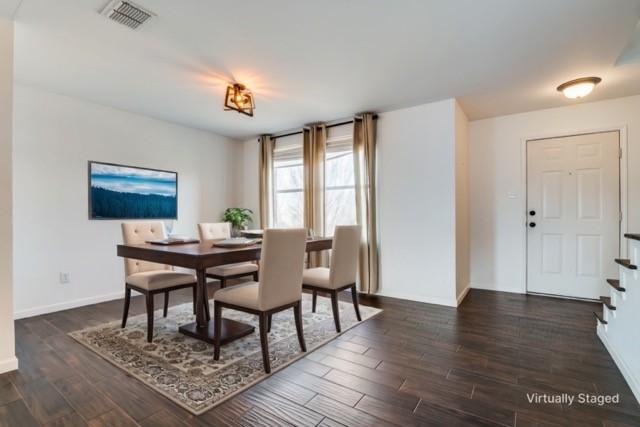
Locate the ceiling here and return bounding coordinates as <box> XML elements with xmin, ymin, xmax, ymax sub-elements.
<box><xmin>0</xmin><ymin>0</ymin><xmax>20</xmax><ymax>17</ymax></box>
<box><xmin>5</xmin><ymin>0</ymin><xmax>640</xmax><ymax>138</ymax></box>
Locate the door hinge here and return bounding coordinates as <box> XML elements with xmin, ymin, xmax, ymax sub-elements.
<box><xmin>619</xmin><ymin>148</ymin><xmax>623</xmax><ymax>159</ymax></box>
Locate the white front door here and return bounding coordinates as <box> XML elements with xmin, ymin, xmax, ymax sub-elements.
<box><xmin>526</xmin><ymin>131</ymin><xmax>620</xmax><ymax>299</ymax></box>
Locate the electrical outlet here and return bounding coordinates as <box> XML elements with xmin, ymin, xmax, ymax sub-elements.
<box><xmin>59</xmin><ymin>273</ymin><xmax>70</xmax><ymax>284</ymax></box>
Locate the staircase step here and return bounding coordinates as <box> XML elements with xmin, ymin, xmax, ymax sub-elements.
<box><xmin>624</xmin><ymin>233</ymin><xmax>640</xmax><ymax>242</ymax></box>
<box><xmin>594</xmin><ymin>312</ymin><xmax>608</xmax><ymax>325</ymax></box>
<box><xmin>607</xmin><ymin>279</ymin><xmax>625</xmax><ymax>292</ymax></box>
<box><xmin>600</xmin><ymin>296</ymin><xmax>616</xmax><ymax>310</ymax></box>
<box><xmin>614</xmin><ymin>259</ymin><xmax>637</xmax><ymax>270</ymax></box>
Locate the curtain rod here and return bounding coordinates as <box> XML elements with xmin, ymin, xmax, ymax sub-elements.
<box><xmin>269</xmin><ymin>114</ymin><xmax>378</xmax><ymax>140</ymax></box>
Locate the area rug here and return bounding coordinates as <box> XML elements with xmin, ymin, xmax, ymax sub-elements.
<box><xmin>69</xmin><ymin>293</ymin><xmax>382</xmax><ymax>415</ymax></box>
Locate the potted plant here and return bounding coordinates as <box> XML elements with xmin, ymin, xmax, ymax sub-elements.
<box><xmin>222</xmin><ymin>208</ymin><xmax>254</xmax><ymax>237</ymax></box>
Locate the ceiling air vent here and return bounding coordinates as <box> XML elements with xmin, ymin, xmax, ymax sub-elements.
<box><xmin>100</xmin><ymin>1</ymin><xmax>154</xmax><ymax>30</ymax></box>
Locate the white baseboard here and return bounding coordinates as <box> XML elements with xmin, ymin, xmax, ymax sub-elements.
<box><xmin>470</xmin><ymin>283</ymin><xmax>526</xmax><ymax>294</ymax></box>
<box><xmin>598</xmin><ymin>326</ymin><xmax>640</xmax><ymax>403</ymax></box>
<box><xmin>0</xmin><ymin>357</ymin><xmax>19</xmax><ymax>374</ymax></box>
<box><xmin>14</xmin><ymin>291</ymin><xmax>125</xmax><ymax>320</ymax></box>
<box><xmin>375</xmin><ymin>290</ymin><xmax>457</xmax><ymax>307</ymax></box>
<box><xmin>456</xmin><ymin>285</ymin><xmax>470</xmax><ymax>306</ymax></box>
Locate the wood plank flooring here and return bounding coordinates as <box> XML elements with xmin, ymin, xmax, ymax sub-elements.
<box><xmin>2</xmin><ymin>285</ymin><xmax>639</xmax><ymax>426</ymax></box>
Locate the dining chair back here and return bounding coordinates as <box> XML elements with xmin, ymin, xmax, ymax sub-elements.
<box><xmin>258</xmin><ymin>228</ymin><xmax>307</xmax><ymax>311</ymax></box>
<box><xmin>329</xmin><ymin>225</ymin><xmax>361</xmax><ymax>288</ymax></box>
<box><xmin>121</xmin><ymin>222</ymin><xmax>170</xmax><ymax>275</ymax></box>
<box><xmin>198</xmin><ymin>222</ymin><xmax>231</xmax><ymax>240</ymax></box>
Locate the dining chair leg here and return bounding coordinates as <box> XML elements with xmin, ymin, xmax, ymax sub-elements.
<box><xmin>259</xmin><ymin>313</ymin><xmax>271</xmax><ymax>373</ymax></box>
<box><xmin>213</xmin><ymin>303</ymin><xmax>222</xmax><ymax>361</ymax></box>
<box><xmin>121</xmin><ymin>286</ymin><xmax>131</xmax><ymax>328</ymax></box>
<box><xmin>163</xmin><ymin>291</ymin><xmax>169</xmax><ymax>317</ymax></box>
<box><xmin>293</xmin><ymin>302</ymin><xmax>307</xmax><ymax>352</ymax></box>
<box><xmin>192</xmin><ymin>285</ymin><xmax>197</xmax><ymax>314</ymax></box>
<box><xmin>312</xmin><ymin>290</ymin><xmax>317</xmax><ymax>313</ymax></box>
<box><xmin>350</xmin><ymin>284</ymin><xmax>362</xmax><ymax>321</ymax></box>
<box><xmin>267</xmin><ymin>314</ymin><xmax>272</xmax><ymax>333</ymax></box>
<box><xmin>204</xmin><ymin>283</ymin><xmax>211</xmax><ymax>321</ymax></box>
<box><xmin>145</xmin><ymin>293</ymin><xmax>154</xmax><ymax>343</ymax></box>
<box><xmin>330</xmin><ymin>291</ymin><xmax>341</xmax><ymax>333</ymax></box>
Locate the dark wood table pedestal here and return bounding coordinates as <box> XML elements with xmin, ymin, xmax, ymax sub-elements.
<box><xmin>178</xmin><ymin>319</ymin><xmax>255</xmax><ymax>345</ymax></box>
<box><xmin>178</xmin><ymin>267</ymin><xmax>255</xmax><ymax>343</ymax></box>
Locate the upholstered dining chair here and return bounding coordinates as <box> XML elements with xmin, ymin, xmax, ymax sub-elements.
<box><xmin>121</xmin><ymin>222</ymin><xmax>197</xmax><ymax>342</ymax></box>
<box><xmin>197</xmin><ymin>222</ymin><xmax>259</xmax><ymax>289</ymax></box>
<box><xmin>213</xmin><ymin>228</ymin><xmax>307</xmax><ymax>373</ymax></box>
<box><xmin>302</xmin><ymin>225</ymin><xmax>362</xmax><ymax>333</ymax></box>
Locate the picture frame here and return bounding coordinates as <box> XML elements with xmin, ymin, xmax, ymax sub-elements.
<box><xmin>88</xmin><ymin>161</ymin><xmax>178</xmax><ymax>220</ymax></box>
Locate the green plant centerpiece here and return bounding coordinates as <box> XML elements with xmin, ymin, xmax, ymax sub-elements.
<box><xmin>222</xmin><ymin>208</ymin><xmax>254</xmax><ymax>237</ymax></box>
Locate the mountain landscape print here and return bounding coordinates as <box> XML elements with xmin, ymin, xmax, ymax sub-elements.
<box><xmin>89</xmin><ymin>162</ymin><xmax>177</xmax><ymax>219</ymax></box>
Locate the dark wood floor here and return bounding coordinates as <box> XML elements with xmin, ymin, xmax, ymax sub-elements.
<box><xmin>1</xmin><ymin>285</ymin><xmax>639</xmax><ymax>427</ymax></box>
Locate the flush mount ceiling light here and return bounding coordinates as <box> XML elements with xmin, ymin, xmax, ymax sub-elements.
<box><xmin>556</xmin><ymin>77</ymin><xmax>602</xmax><ymax>99</ymax></box>
<box><xmin>224</xmin><ymin>83</ymin><xmax>255</xmax><ymax>117</ymax></box>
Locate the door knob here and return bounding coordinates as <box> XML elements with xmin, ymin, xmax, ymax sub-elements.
<box><xmin>529</xmin><ymin>210</ymin><xmax>536</xmax><ymax>216</ymax></box>
<box><xmin>529</xmin><ymin>222</ymin><xmax>536</xmax><ymax>228</ymax></box>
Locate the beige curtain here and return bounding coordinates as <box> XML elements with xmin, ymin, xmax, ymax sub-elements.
<box><xmin>353</xmin><ymin>113</ymin><xmax>378</xmax><ymax>294</ymax></box>
<box><xmin>258</xmin><ymin>135</ymin><xmax>273</xmax><ymax>229</ymax></box>
<box><xmin>303</xmin><ymin>124</ymin><xmax>328</xmax><ymax>267</ymax></box>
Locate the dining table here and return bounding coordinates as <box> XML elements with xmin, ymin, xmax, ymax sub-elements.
<box><xmin>117</xmin><ymin>237</ymin><xmax>333</xmax><ymax>345</ymax></box>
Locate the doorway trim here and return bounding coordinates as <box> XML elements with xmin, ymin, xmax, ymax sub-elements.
<box><xmin>520</xmin><ymin>125</ymin><xmax>628</xmax><ymax>296</ymax></box>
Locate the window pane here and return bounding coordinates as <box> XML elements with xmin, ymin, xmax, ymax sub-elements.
<box><xmin>274</xmin><ymin>191</ymin><xmax>304</xmax><ymax>228</ymax></box>
<box><xmin>274</xmin><ymin>162</ymin><xmax>303</xmax><ymax>191</ymax></box>
<box><xmin>325</xmin><ymin>188</ymin><xmax>356</xmax><ymax>236</ymax></box>
<box><xmin>272</xmin><ymin>134</ymin><xmax>304</xmax><ymax>228</ymax></box>
<box><xmin>325</xmin><ymin>152</ymin><xmax>354</xmax><ymax>187</ymax></box>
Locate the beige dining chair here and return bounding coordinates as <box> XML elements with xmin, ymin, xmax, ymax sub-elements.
<box><xmin>197</xmin><ymin>222</ymin><xmax>259</xmax><ymax>289</ymax></box>
<box><xmin>302</xmin><ymin>225</ymin><xmax>362</xmax><ymax>332</ymax></box>
<box><xmin>212</xmin><ymin>228</ymin><xmax>307</xmax><ymax>373</ymax></box>
<box><xmin>121</xmin><ymin>222</ymin><xmax>197</xmax><ymax>342</ymax></box>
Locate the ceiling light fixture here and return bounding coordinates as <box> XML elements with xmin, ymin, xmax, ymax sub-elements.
<box><xmin>556</xmin><ymin>77</ymin><xmax>602</xmax><ymax>99</ymax></box>
<box><xmin>224</xmin><ymin>83</ymin><xmax>255</xmax><ymax>116</ymax></box>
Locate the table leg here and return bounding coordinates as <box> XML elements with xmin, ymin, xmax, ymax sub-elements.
<box><xmin>180</xmin><ymin>267</ymin><xmax>255</xmax><ymax>344</ymax></box>
<box><xmin>195</xmin><ymin>268</ymin><xmax>208</xmax><ymax>328</ymax></box>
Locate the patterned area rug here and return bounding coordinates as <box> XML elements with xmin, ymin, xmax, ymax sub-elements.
<box><xmin>69</xmin><ymin>293</ymin><xmax>382</xmax><ymax>415</ymax></box>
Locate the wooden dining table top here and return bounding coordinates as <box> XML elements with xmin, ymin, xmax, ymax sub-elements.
<box><xmin>117</xmin><ymin>237</ymin><xmax>333</xmax><ymax>269</ymax></box>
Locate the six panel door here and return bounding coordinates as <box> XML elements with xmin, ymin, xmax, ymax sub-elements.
<box><xmin>527</xmin><ymin>131</ymin><xmax>620</xmax><ymax>299</ymax></box>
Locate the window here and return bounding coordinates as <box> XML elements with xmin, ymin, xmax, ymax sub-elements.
<box><xmin>272</xmin><ymin>135</ymin><xmax>304</xmax><ymax>228</ymax></box>
<box><xmin>269</xmin><ymin>125</ymin><xmax>357</xmax><ymax>235</ymax></box>
<box><xmin>324</xmin><ymin>124</ymin><xmax>356</xmax><ymax>236</ymax></box>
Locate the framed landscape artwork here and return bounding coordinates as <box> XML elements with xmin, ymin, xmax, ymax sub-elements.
<box><xmin>89</xmin><ymin>161</ymin><xmax>178</xmax><ymax>220</ymax></box>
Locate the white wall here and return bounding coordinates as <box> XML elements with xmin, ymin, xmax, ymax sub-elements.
<box><xmin>13</xmin><ymin>85</ymin><xmax>240</xmax><ymax>318</ymax></box>
<box><xmin>454</xmin><ymin>101</ymin><xmax>470</xmax><ymax>302</ymax></box>
<box><xmin>469</xmin><ymin>95</ymin><xmax>640</xmax><ymax>293</ymax></box>
<box><xmin>0</xmin><ymin>17</ymin><xmax>17</xmax><ymax>373</ymax></box>
<box><xmin>377</xmin><ymin>99</ymin><xmax>459</xmax><ymax>306</ymax></box>
<box><xmin>237</xmin><ymin>99</ymin><xmax>469</xmax><ymax>307</ymax></box>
